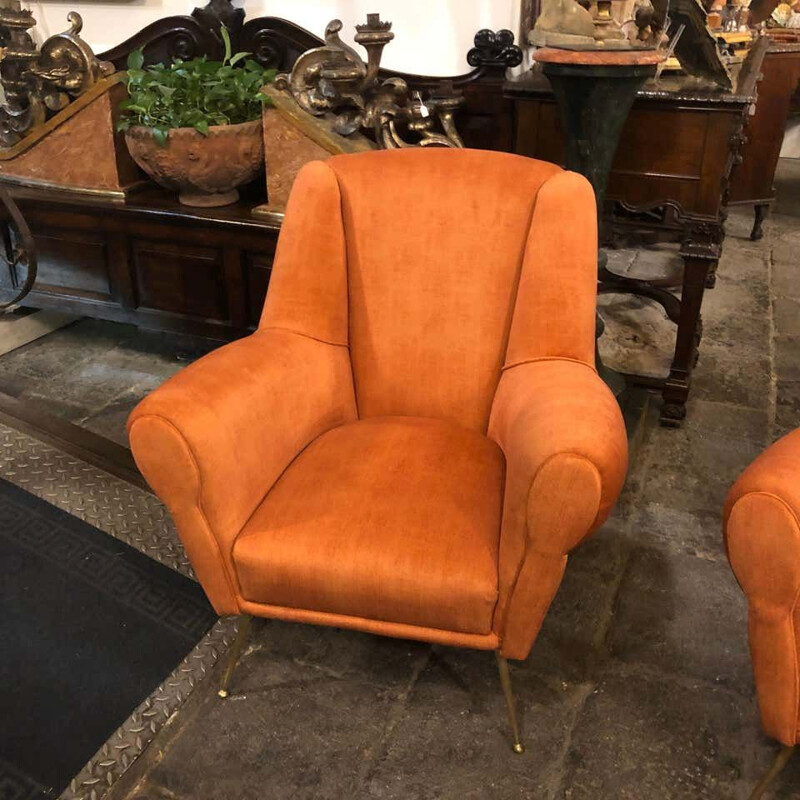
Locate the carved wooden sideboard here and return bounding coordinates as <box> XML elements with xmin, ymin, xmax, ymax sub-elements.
<box><xmin>0</xmin><ymin>9</ymin><xmax>522</xmax><ymax>340</ymax></box>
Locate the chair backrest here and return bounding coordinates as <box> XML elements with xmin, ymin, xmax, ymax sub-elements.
<box><xmin>261</xmin><ymin>148</ymin><xmax>597</xmax><ymax>432</ymax></box>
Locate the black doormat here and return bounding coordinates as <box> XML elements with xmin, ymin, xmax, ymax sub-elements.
<box><xmin>0</xmin><ymin>477</ymin><xmax>217</xmax><ymax>799</ymax></box>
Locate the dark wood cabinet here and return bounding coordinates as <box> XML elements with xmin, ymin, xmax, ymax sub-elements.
<box><xmin>728</xmin><ymin>40</ymin><xmax>800</xmax><ymax>239</ymax></box>
<box><xmin>0</xmin><ymin>186</ymin><xmax>281</xmax><ymax>339</ymax></box>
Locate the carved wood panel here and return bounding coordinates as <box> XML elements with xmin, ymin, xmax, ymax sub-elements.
<box><xmin>30</xmin><ymin>227</ymin><xmax>111</xmax><ymax>301</ymax></box>
<box><xmin>131</xmin><ymin>239</ymin><xmax>228</xmax><ymax>321</ymax></box>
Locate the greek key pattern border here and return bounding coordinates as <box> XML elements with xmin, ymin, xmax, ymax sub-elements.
<box><xmin>0</xmin><ymin>422</ymin><xmax>193</xmax><ymax>578</ymax></box>
<box><xmin>0</xmin><ymin>420</ymin><xmax>233</xmax><ymax>800</ymax></box>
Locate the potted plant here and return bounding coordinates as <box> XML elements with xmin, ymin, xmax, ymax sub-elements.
<box><xmin>117</xmin><ymin>28</ymin><xmax>276</xmax><ymax>207</ymax></box>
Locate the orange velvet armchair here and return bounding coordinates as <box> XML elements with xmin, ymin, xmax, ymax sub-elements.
<box><xmin>128</xmin><ymin>148</ymin><xmax>628</xmax><ymax>752</ymax></box>
<box><xmin>725</xmin><ymin>429</ymin><xmax>800</xmax><ymax>789</ymax></box>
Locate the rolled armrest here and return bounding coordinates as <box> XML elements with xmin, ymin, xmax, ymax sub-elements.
<box><xmin>128</xmin><ymin>328</ymin><xmax>357</xmax><ymax>613</ymax></box>
<box><xmin>488</xmin><ymin>358</ymin><xmax>628</xmax><ymax>658</ymax></box>
<box><xmin>723</xmin><ymin>429</ymin><xmax>800</xmax><ymax>744</ymax></box>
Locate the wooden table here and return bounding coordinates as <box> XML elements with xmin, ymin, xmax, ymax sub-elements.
<box><xmin>505</xmin><ymin>42</ymin><xmax>767</xmax><ymax>426</ymax></box>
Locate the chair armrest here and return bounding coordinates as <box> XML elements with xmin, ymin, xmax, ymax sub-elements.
<box><xmin>723</xmin><ymin>429</ymin><xmax>800</xmax><ymax>744</ymax></box>
<box><xmin>128</xmin><ymin>328</ymin><xmax>357</xmax><ymax>613</ymax></box>
<box><xmin>488</xmin><ymin>358</ymin><xmax>628</xmax><ymax>658</ymax></box>
<box><xmin>724</xmin><ymin>428</ymin><xmax>800</xmax><ymax>606</ymax></box>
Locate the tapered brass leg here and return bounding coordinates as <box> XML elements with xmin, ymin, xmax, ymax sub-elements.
<box><xmin>749</xmin><ymin>745</ymin><xmax>795</xmax><ymax>800</ymax></box>
<box><xmin>218</xmin><ymin>615</ymin><xmax>253</xmax><ymax>698</ymax></box>
<box><xmin>495</xmin><ymin>652</ymin><xmax>525</xmax><ymax>754</ymax></box>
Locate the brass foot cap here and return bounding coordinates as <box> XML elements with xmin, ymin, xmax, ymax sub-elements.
<box><xmin>513</xmin><ymin>743</ymin><xmax>525</xmax><ymax>754</ymax></box>
<box><xmin>218</xmin><ymin>689</ymin><xmax>228</xmax><ymax>699</ymax></box>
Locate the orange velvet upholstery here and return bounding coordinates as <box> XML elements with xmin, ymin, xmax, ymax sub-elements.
<box><xmin>129</xmin><ymin>148</ymin><xmax>628</xmax><ymax>661</ymax></box>
<box><xmin>235</xmin><ymin>417</ymin><xmax>503</xmax><ymax>635</ymax></box>
<box><xmin>724</xmin><ymin>428</ymin><xmax>800</xmax><ymax>746</ymax></box>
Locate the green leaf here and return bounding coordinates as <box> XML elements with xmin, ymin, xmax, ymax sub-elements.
<box><xmin>220</xmin><ymin>24</ymin><xmax>232</xmax><ymax>65</ymax></box>
<box><xmin>127</xmin><ymin>49</ymin><xmax>144</xmax><ymax>71</ymax></box>
<box><xmin>118</xmin><ymin>34</ymin><xmax>270</xmax><ymax>133</ymax></box>
<box><xmin>229</xmin><ymin>51</ymin><xmax>250</xmax><ymax>67</ymax></box>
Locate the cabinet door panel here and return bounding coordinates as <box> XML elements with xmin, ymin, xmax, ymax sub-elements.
<box><xmin>132</xmin><ymin>239</ymin><xmax>228</xmax><ymax>321</ymax></box>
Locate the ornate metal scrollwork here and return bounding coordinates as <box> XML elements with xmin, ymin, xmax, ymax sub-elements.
<box><xmin>466</xmin><ymin>29</ymin><xmax>523</xmax><ymax>69</ymax></box>
<box><xmin>0</xmin><ymin>186</ymin><xmax>37</xmax><ymax>311</ymax></box>
<box><xmin>30</xmin><ymin>12</ymin><xmax>115</xmax><ymax>112</ymax></box>
<box><xmin>274</xmin><ymin>14</ymin><xmax>465</xmax><ymax>149</ymax></box>
<box><xmin>0</xmin><ymin>2</ymin><xmax>114</xmax><ymax>148</ymax></box>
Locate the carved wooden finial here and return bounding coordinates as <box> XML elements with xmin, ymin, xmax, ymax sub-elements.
<box><xmin>192</xmin><ymin>0</ymin><xmax>245</xmax><ymax>43</ymax></box>
<box><xmin>467</xmin><ymin>29</ymin><xmax>523</xmax><ymax>69</ymax></box>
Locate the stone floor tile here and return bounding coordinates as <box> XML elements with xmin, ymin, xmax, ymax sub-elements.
<box><xmin>636</xmin><ymin>425</ymin><xmax>762</xmax><ymax>517</ymax></box>
<box><xmin>715</xmin><ymin>243</ymin><xmax>769</xmax><ymax>285</ymax></box>
<box><xmin>365</xmin><ymin>647</ymin><xmax>587</xmax><ymax>800</ymax></box>
<box><xmin>525</xmin><ymin>523</ymin><xmax>633</xmax><ymax>683</ymax></box>
<box><xmin>635</xmin><ymin>503</ymin><xmax>730</xmax><ymax>561</ymax></box>
<box><xmin>79</xmin><ymin>385</ymin><xmax>154</xmax><ymax>446</ymax></box>
<box><xmin>773</xmin><ymin>296</ymin><xmax>800</xmax><ymax>336</ymax></box>
<box><xmin>608</xmin><ymin>547</ymin><xmax>751</xmax><ymax>695</ymax></box>
<box><xmin>702</xmin><ymin>309</ymin><xmax>770</xmax><ymax>354</ymax></box>
<box><xmin>682</xmin><ymin>399</ymin><xmax>768</xmax><ymax>446</ymax></box>
<box><xmin>236</xmin><ymin>617</ymin><xmax>432</xmax><ymax>693</ymax></box>
<box><xmin>558</xmin><ymin>667</ymin><xmax>770</xmax><ymax>800</ymax></box>
<box><xmin>775</xmin><ymin>380</ymin><xmax>800</xmax><ymax>434</ymax></box>
<box><xmin>701</xmin><ymin>273</ymin><xmax>770</xmax><ymax>321</ymax></box>
<box><xmin>771</xmin><ymin>260</ymin><xmax>800</xmax><ymax>298</ymax></box>
<box><xmin>0</xmin><ymin>318</ymin><xmax>136</xmax><ymax>382</ymax></box>
<box><xmin>724</xmin><ymin>207</ymin><xmax>760</xmax><ymax>241</ymax></box>
<box><xmin>775</xmin><ymin>336</ymin><xmax>800</xmax><ymax>381</ymax></box>
<box><xmin>134</xmin><ymin>675</ymin><xmax>392</xmax><ymax>800</ymax></box>
<box><xmin>691</xmin><ymin>347</ymin><xmax>771</xmax><ymax>410</ymax></box>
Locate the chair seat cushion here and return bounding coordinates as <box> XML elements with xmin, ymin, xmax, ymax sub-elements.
<box><xmin>233</xmin><ymin>416</ymin><xmax>504</xmax><ymax>635</ymax></box>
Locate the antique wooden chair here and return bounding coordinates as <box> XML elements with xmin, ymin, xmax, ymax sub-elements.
<box><xmin>128</xmin><ymin>148</ymin><xmax>628</xmax><ymax>752</ymax></box>
<box><xmin>725</xmin><ymin>428</ymin><xmax>800</xmax><ymax>797</ymax></box>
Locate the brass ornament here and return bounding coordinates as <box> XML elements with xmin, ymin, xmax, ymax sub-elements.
<box><xmin>274</xmin><ymin>14</ymin><xmax>465</xmax><ymax>149</ymax></box>
<box><xmin>0</xmin><ymin>2</ymin><xmax>114</xmax><ymax>148</ymax></box>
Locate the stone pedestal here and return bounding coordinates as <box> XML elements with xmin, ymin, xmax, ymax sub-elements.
<box><xmin>535</xmin><ymin>47</ymin><xmax>664</xmax><ymax>396</ymax></box>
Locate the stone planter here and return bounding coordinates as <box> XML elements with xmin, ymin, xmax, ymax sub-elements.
<box><xmin>124</xmin><ymin>119</ymin><xmax>264</xmax><ymax>207</ymax></box>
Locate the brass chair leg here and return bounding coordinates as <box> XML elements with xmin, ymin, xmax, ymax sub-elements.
<box><xmin>218</xmin><ymin>615</ymin><xmax>253</xmax><ymax>698</ymax></box>
<box><xmin>749</xmin><ymin>745</ymin><xmax>795</xmax><ymax>800</ymax></box>
<box><xmin>495</xmin><ymin>652</ymin><xmax>525</xmax><ymax>754</ymax></box>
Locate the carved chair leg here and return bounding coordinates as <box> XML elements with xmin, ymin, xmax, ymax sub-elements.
<box><xmin>749</xmin><ymin>744</ymin><xmax>795</xmax><ymax>800</ymax></box>
<box><xmin>218</xmin><ymin>614</ymin><xmax>253</xmax><ymax>698</ymax></box>
<box><xmin>750</xmin><ymin>203</ymin><xmax>768</xmax><ymax>242</ymax></box>
<box><xmin>495</xmin><ymin>652</ymin><xmax>525</xmax><ymax>754</ymax></box>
